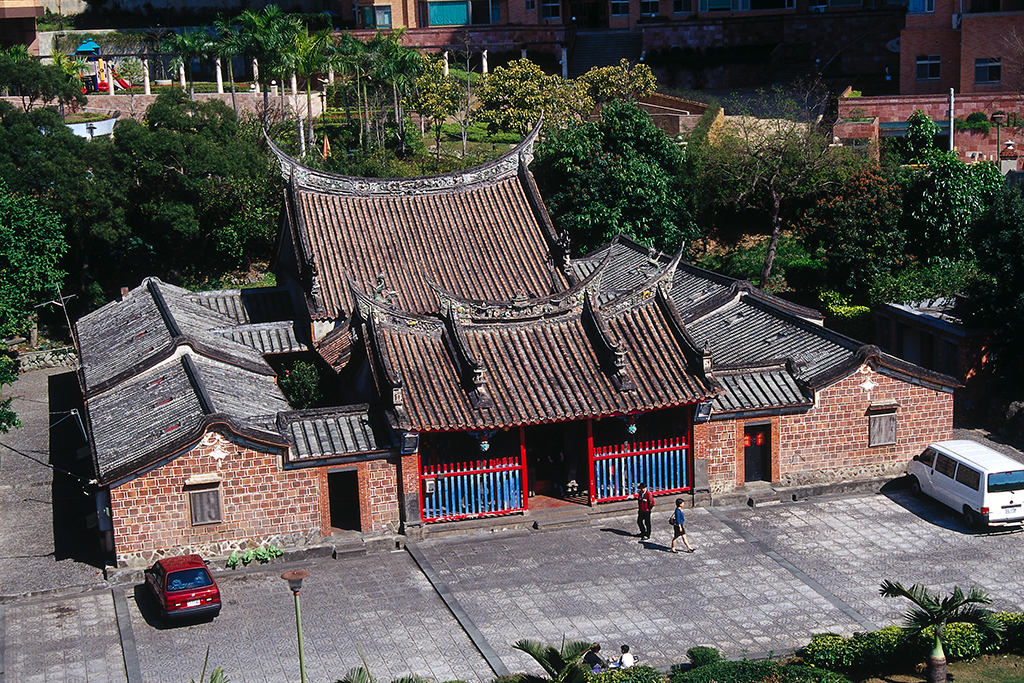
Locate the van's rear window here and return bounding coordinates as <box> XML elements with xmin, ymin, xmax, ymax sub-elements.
<box><xmin>987</xmin><ymin>470</ymin><xmax>1024</xmax><ymax>493</ymax></box>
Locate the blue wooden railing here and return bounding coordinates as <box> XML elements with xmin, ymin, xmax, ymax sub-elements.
<box><xmin>591</xmin><ymin>438</ymin><xmax>690</xmax><ymax>503</ymax></box>
<box><xmin>421</xmin><ymin>457</ymin><xmax>525</xmax><ymax>522</ymax></box>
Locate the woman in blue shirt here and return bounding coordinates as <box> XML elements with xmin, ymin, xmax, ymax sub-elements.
<box><xmin>670</xmin><ymin>498</ymin><xmax>696</xmax><ymax>553</ymax></box>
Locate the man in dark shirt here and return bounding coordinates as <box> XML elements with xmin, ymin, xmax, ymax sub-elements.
<box><xmin>636</xmin><ymin>482</ymin><xmax>654</xmax><ymax>540</ymax></box>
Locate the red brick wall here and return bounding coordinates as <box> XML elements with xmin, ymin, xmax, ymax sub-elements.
<box><xmin>696</xmin><ymin>366</ymin><xmax>953</xmax><ymax>492</ymax></box>
<box><xmin>109</xmin><ymin>429</ymin><xmax>321</xmax><ymax>566</ymax></box>
<box><xmin>900</xmin><ymin>25</ymin><xmax>961</xmax><ymax>95</ymax></box>
<box><xmin>360</xmin><ymin>458</ymin><xmax>403</xmax><ymax>532</ymax></box>
<box><xmin>960</xmin><ymin>13</ymin><xmax>1024</xmax><ymax>94</ymax></box>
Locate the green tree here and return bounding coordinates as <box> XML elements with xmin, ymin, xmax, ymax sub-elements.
<box><xmin>162</xmin><ymin>28</ymin><xmax>215</xmax><ymax>101</ymax></box>
<box><xmin>233</xmin><ymin>6</ymin><xmax>302</xmax><ymax>122</ymax></box>
<box><xmin>288</xmin><ymin>28</ymin><xmax>337</xmax><ymax>155</ymax></box>
<box><xmin>533</xmin><ymin>100</ymin><xmax>699</xmax><ymax>254</ymax></box>
<box><xmin>899</xmin><ymin>152</ymin><xmax>1004</xmax><ymax>260</ymax></box>
<box><xmin>800</xmin><ymin>167</ymin><xmax>905</xmax><ymax>300</ymax></box>
<box><xmin>880</xmin><ymin>580</ymin><xmax>1003</xmax><ymax>683</ymax></box>
<box><xmin>575</xmin><ymin>58</ymin><xmax>656</xmax><ymax>106</ymax></box>
<box><xmin>692</xmin><ymin>84</ymin><xmax>864</xmax><ymax>287</ymax></box>
<box><xmin>406</xmin><ymin>55</ymin><xmax>461</xmax><ymax>159</ymax></box>
<box><xmin>0</xmin><ymin>49</ymin><xmax>85</xmax><ymax>112</ymax></box>
<box><xmin>0</xmin><ymin>178</ymin><xmax>68</xmax><ymax>339</ymax></box>
<box><xmin>512</xmin><ymin>638</ymin><xmax>592</xmax><ymax>683</ymax></box>
<box><xmin>477</xmin><ymin>58</ymin><xmax>588</xmax><ymax>135</ymax></box>
<box><xmin>0</xmin><ymin>356</ymin><xmax>18</xmax><ymax>434</ymax></box>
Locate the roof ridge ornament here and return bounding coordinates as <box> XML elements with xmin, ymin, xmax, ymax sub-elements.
<box><xmin>582</xmin><ymin>291</ymin><xmax>636</xmax><ymax>392</ymax></box>
<box><xmin>442</xmin><ymin>302</ymin><xmax>494</xmax><ymax>409</ymax></box>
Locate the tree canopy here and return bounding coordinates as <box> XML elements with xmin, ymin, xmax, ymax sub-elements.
<box><xmin>533</xmin><ymin>99</ymin><xmax>699</xmax><ymax>254</ymax></box>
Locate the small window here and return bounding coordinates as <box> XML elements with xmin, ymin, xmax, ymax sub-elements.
<box><xmin>869</xmin><ymin>412</ymin><xmax>897</xmax><ymax>446</ymax></box>
<box><xmin>525</xmin><ymin>0</ymin><xmax>535</xmax><ymax>9</ymax></box>
<box><xmin>908</xmin><ymin>0</ymin><xmax>934</xmax><ymax>11</ymax></box>
<box><xmin>934</xmin><ymin>453</ymin><xmax>958</xmax><ymax>479</ymax></box>
<box><xmin>641</xmin><ymin>0</ymin><xmax>659</xmax><ymax>13</ymax></box>
<box><xmin>975</xmin><ymin>57</ymin><xmax>1001</xmax><ymax>84</ymax></box>
<box><xmin>955</xmin><ymin>464</ymin><xmax>981</xmax><ymax>491</ymax></box>
<box><xmin>359</xmin><ymin>5</ymin><xmax>392</xmax><ymax>26</ymax></box>
<box><xmin>188</xmin><ymin>485</ymin><xmax>222</xmax><ymax>526</ymax></box>
<box><xmin>917</xmin><ymin>447</ymin><xmax>936</xmax><ymax>467</ymax></box>
<box><xmin>611</xmin><ymin>0</ymin><xmax>629</xmax><ymax>15</ymax></box>
<box><xmin>542</xmin><ymin>0</ymin><xmax>560</xmax><ymax>17</ymax></box>
<box><xmin>916</xmin><ymin>55</ymin><xmax>941</xmax><ymax>81</ymax></box>
<box><xmin>673</xmin><ymin>0</ymin><xmax>685</xmax><ymax>11</ymax></box>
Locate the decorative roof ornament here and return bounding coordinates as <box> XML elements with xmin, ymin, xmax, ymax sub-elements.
<box><xmin>372</xmin><ymin>273</ymin><xmax>398</xmax><ymax>305</ymax></box>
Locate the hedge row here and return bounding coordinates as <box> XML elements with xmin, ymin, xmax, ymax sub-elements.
<box><xmin>801</xmin><ymin>612</ymin><xmax>1024</xmax><ymax>674</ymax></box>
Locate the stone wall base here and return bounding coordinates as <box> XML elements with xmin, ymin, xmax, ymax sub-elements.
<box><xmin>116</xmin><ymin>528</ymin><xmax>323</xmax><ymax>569</ymax></box>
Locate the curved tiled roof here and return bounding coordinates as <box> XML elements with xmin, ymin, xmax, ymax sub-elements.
<box><xmin>270</xmin><ymin>124</ymin><xmax>570</xmax><ymax>320</ymax></box>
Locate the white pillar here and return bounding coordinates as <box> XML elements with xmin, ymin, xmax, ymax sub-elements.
<box><xmin>179</xmin><ymin>63</ymin><xmax>186</xmax><ymax>88</ymax></box>
<box><xmin>482</xmin><ymin>49</ymin><xmax>488</xmax><ymax>74</ymax></box>
<box><xmin>215</xmin><ymin>57</ymin><xmax>224</xmax><ymax>94</ymax></box>
<box><xmin>561</xmin><ymin>46</ymin><xmax>568</xmax><ymax>79</ymax></box>
<box><xmin>143</xmin><ymin>57</ymin><xmax>151</xmax><ymax>95</ymax></box>
<box><xmin>443</xmin><ymin>51</ymin><xmax>449</xmax><ymax>76</ymax></box>
<box><xmin>291</xmin><ymin>72</ymin><xmax>299</xmax><ymax>110</ymax></box>
<box><xmin>328</xmin><ymin>68</ymin><xmax>334</xmax><ymax>83</ymax></box>
<box><xmin>521</xmin><ymin>47</ymin><xmax>528</xmax><ymax>59</ymax></box>
<box><xmin>252</xmin><ymin>58</ymin><xmax>260</xmax><ymax>87</ymax></box>
<box><xmin>107</xmin><ymin>63</ymin><xmax>115</xmax><ymax>95</ymax></box>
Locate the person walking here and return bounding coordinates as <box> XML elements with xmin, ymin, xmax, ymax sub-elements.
<box><xmin>636</xmin><ymin>482</ymin><xmax>654</xmax><ymax>540</ymax></box>
<box><xmin>670</xmin><ymin>497</ymin><xmax>696</xmax><ymax>553</ymax></box>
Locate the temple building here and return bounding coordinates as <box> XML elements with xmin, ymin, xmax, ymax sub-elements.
<box><xmin>75</xmin><ymin>127</ymin><xmax>956</xmax><ymax>566</ymax></box>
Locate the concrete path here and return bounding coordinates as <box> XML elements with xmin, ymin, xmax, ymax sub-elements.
<box><xmin>3</xmin><ymin>369</ymin><xmax>1024</xmax><ymax>683</ymax></box>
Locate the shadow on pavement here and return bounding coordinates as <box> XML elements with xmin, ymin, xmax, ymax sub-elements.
<box><xmin>49</xmin><ymin>370</ymin><xmax>105</xmax><ymax>568</ymax></box>
<box><xmin>881</xmin><ymin>478</ymin><xmax>1024</xmax><ymax>538</ymax></box>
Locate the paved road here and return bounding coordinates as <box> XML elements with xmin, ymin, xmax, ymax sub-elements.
<box><xmin>4</xmin><ymin>369</ymin><xmax>1024</xmax><ymax>683</ymax></box>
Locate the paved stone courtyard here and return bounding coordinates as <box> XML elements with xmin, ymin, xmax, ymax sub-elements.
<box><xmin>4</xmin><ymin>369</ymin><xmax>1024</xmax><ymax>683</ymax></box>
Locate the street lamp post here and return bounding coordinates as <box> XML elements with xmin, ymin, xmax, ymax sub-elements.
<box><xmin>992</xmin><ymin>112</ymin><xmax>1008</xmax><ymax>166</ymax></box>
<box><xmin>282</xmin><ymin>569</ymin><xmax>311</xmax><ymax>683</ymax></box>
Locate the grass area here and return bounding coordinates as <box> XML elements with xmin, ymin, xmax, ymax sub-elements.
<box><xmin>856</xmin><ymin>655</ymin><xmax>1024</xmax><ymax>683</ymax></box>
<box><xmin>64</xmin><ymin>111</ymin><xmax>117</xmax><ymax>123</ymax></box>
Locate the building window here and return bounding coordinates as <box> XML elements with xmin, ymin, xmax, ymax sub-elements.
<box><xmin>975</xmin><ymin>57</ymin><xmax>1001</xmax><ymax>84</ymax></box>
<box><xmin>641</xmin><ymin>0</ymin><xmax>659</xmax><ymax>12</ymax></box>
<box><xmin>360</xmin><ymin>5</ymin><xmax>393</xmax><ymax>26</ymax></box>
<box><xmin>428</xmin><ymin>0</ymin><xmax>468</xmax><ymax>24</ymax></box>
<box><xmin>542</xmin><ymin>0</ymin><xmax>560</xmax><ymax>17</ymax></box>
<box><xmin>700</xmin><ymin>0</ymin><xmax>750</xmax><ymax>10</ymax></box>
<box><xmin>869</xmin><ymin>411</ymin><xmax>897</xmax><ymax>447</ymax></box>
<box><xmin>611</xmin><ymin>0</ymin><xmax>629</xmax><ymax>15</ymax></box>
<box><xmin>188</xmin><ymin>484</ymin><xmax>222</xmax><ymax>526</ymax></box>
<box><xmin>673</xmin><ymin>0</ymin><xmax>685</xmax><ymax>11</ymax></box>
<box><xmin>525</xmin><ymin>0</ymin><xmax>535</xmax><ymax>9</ymax></box>
<box><xmin>908</xmin><ymin>0</ymin><xmax>934</xmax><ymax>11</ymax></box>
<box><xmin>916</xmin><ymin>54</ymin><xmax>941</xmax><ymax>80</ymax></box>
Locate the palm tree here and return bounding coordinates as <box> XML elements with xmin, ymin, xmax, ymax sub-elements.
<box><xmin>365</xmin><ymin>29</ymin><xmax>422</xmax><ymax>152</ymax></box>
<box><xmin>511</xmin><ymin>638</ymin><xmax>592</xmax><ymax>683</ymax></box>
<box><xmin>880</xmin><ymin>580</ymin><xmax>1004</xmax><ymax>683</ymax></box>
<box><xmin>163</xmin><ymin>28</ymin><xmax>214</xmax><ymax>101</ymax></box>
<box><xmin>334</xmin><ymin>34</ymin><xmax>370</xmax><ymax>148</ymax></box>
<box><xmin>213</xmin><ymin>15</ymin><xmax>240</xmax><ymax>114</ymax></box>
<box><xmin>234</xmin><ymin>6</ymin><xmax>300</xmax><ymax>123</ymax></box>
<box><xmin>289</xmin><ymin>29</ymin><xmax>338</xmax><ymax>156</ymax></box>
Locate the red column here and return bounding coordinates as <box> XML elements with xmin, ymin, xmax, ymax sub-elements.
<box><xmin>587</xmin><ymin>419</ymin><xmax>595</xmax><ymax>504</ymax></box>
<box><xmin>520</xmin><ymin>426</ymin><xmax>528</xmax><ymax>511</ymax></box>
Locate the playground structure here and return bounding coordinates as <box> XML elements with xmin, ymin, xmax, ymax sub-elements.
<box><xmin>76</xmin><ymin>39</ymin><xmax>130</xmax><ymax>94</ymax></box>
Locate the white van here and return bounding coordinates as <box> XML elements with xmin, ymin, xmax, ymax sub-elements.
<box><xmin>907</xmin><ymin>440</ymin><xmax>1024</xmax><ymax>529</ymax></box>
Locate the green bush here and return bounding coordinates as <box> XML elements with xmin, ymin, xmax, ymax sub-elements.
<box><xmin>803</xmin><ymin>633</ymin><xmax>855</xmax><ymax>671</ymax></box>
<box><xmin>278</xmin><ymin>360</ymin><xmax>324</xmax><ymax>409</ymax></box>
<box><xmin>586</xmin><ymin>664</ymin><xmax>664</xmax><ymax>683</ymax></box>
<box><xmin>996</xmin><ymin>612</ymin><xmax>1024</xmax><ymax>652</ymax></box>
<box><xmin>670</xmin><ymin>660</ymin><xmax>850</xmax><ymax>683</ymax></box>
<box><xmin>917</xmin><ymin>623</ymin><xmax>989</xmax><ymax>661</ymax></box>
<box><xmin>685</xmin><ymin>647</ymin><xmax>721</xmax><ymax>668</ymax></box>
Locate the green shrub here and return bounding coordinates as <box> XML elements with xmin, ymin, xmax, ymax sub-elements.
<box><xmin>853</xmin><ymin>626</ymin><xmax>914</xmax><ymax>667</ymax></box>
<box><xmin>802</xmin><ymin>633</ymin><xmax>855</xmax><ymax>671</ymax></box>
<box><xmin>670</xmin><ymin>660</ymin><xmax>850</xmax><ymax>683</ymax></box>
<box><xmin>917</xmin><ymin>623</ymin><xmax>989</xmax><ymax>661</ymax></box>
<box><xmin>586</xmin><ymin>664</ymin><xmax>664</xmax><ymax>683</ymax></box>
<box><xmin>685</xmin><ymin>647</ymin><xmax>721</xmax><ymax>668</ymax></box>
<box><xmin>278</xmin><ymin>360</ymin><xmax>324</xmax><ymax>409</ymax></box>
<box><xmin>996</xmin><ymin>612</ymin><xmax>1024</xmax><ymax>652</ymax></box>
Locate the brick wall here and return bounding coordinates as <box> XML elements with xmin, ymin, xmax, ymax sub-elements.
<box><xmin>697</xmin><ymin>365</ymin><xmax>953</xmax><ymax>492</ymax></box>
<box><xmin>109</xmin><ymin>428</ymin><xmax>321</xmax><ymax>567</ymax></box>
<box><xmin>960</xmin><ymin>13</ymin><xmax>1024</xmax><ymax>94</ymax></box>
<box><xmin>359</xmin><ymin>458</ymin><xmax>403</xmax><ymax>533</ymax></box>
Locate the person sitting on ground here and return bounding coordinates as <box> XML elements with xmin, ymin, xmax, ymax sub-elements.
<box><xmin>583</xmin><ymin>644</ymin><xmax>606</xmax><ymax>671</ymax></box>
<box><xmin>616</xmin><ymin>645</ymin><xmax>635</xmax><ymax>668</ymax></box>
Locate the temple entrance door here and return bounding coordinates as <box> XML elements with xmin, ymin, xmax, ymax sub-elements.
<box><xmin>744</xmin><ymin>426</ymin><xmax>771</xmax><ymax>483</ymax></box>
<box><xmin>328</xmin><ymin>469</ymin><xmax>362</xmax><ymax>531</ymax></box>
<box><xmin>524</xmin><ymin>421</ymin><xmax>588</xmax><ymax>503</ymax></box>
<box><xmin>569</xmin><ymin>0</ymin><xmax>607</xmax><ymax>27</ymax></box>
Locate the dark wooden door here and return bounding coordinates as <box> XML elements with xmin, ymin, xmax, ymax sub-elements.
<box><xmin>744</xmin><ymin>426</ymin><xmax>770</xmax><ymax>482</ymax></box>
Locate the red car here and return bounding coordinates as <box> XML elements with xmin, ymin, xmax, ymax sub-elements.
<box><xmin>144</xmin><ymin>554</ymin><xmax>222</xmax><ymax>622</ymax></box>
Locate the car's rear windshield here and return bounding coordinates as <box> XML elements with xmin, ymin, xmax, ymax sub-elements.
<box><xmin>166</xmin><ymin>568</ymin><xmax>214</xmax><ymax>592</ymax></box>
<box><xmin>987</xmin><ymin>470</ymin><xmax>1024</xmax><ymax>493</ymax></box>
